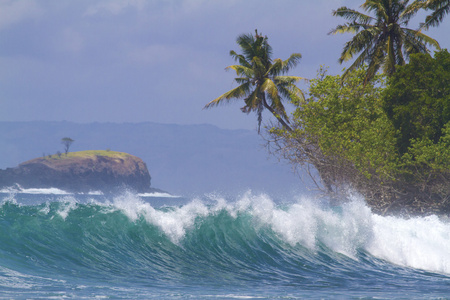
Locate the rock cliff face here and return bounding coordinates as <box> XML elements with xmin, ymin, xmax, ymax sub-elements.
<box><xmin>0</xmin><ymin>150</ymin><xmax>152</xmax><ymax>193</ymax></box>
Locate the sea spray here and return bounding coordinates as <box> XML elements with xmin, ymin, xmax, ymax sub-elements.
<box><xmin>368</xmin><ymin>214</ymin><xmax>450</xmax><ymax>274</ymax></box>
<box><xmin>112</xmin><ymin>192</ymin><xmax>210</xmax><ymax>244</ymax></box>
<box><xmin>106</xmin><ymin>191</ymin><xmax>450</xmax><ymax>274</ymax></box>
<box><xmin>1</xmin><ymin>190</ymin><xmax>450</xmax><ymax>299</ymax></box>
<box><xmin>55</xmin><ymin>196</ymin><xmax>78</xmax><ymax>220</ymax></box>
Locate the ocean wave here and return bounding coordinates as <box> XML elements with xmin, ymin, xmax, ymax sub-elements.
<box><xmin>1</xmin><ymin>191</ymin><xmax>450</xmax><ymax>281</ymax></box>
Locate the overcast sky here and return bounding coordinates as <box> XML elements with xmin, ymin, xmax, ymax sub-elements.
<box><xmin>1</xmin><ymin>0</ymin><xmax>448</xmax><ymax>130</ymax></box>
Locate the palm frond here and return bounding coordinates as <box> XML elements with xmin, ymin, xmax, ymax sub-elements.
<box><xmin>401</xmin><ymin>0</ymin><xmax>424</xmax><ymax>24</ymax></box>
<box><xmin>236</xmin><ymin>33</ymin><xmax>257</xmax><ymax>61</ymax></box>
<box><xmin>281</xmin><ymin>53</ymin><xmax>302</xmax><ymax>74</ymax></box>
<box><xmin>251</xmin><ymin>56</ymin><xmax>267</xmax><ymax>77</ymax></box>
<box><xmin>332</xmin><ymin>7</ymin><xmax>374</xmax><ymax>24</ymax></box>
<box><xmin>421</xmin><ymin>0</ymin><xmax>450</xmax><ymax>29</ymax></box>
<box><xmin>341</xmin><ymin>45</ymin><xmax>373</xmax><ymax>80</ymax></box>
<box><xmin>229</xmin><ymin>50</ymin><xmax>251</xmax><ymax>69</ymax></box>
<box><xmin>234</xmin><ymin>77</ymin><xmax>251</xmax><ymax>85</ymax></box>
<box><xmin>403</xmin><ymin>28</ymin><xmax>440</xmax><ymax>51</ymax></box>
<box><xmin>331</xmin><ymin>0</ymin><xmax>441</xmax><ymax>82</ymax></box>
<box><xmin>268</xmin><ymin>58</ymin><xmax>283</xmax><ymax>76</ymax></box>
<box><xmin>204</xmin><ymin>82</ymin><xmax>251</xmax><ymax>109</ymax></box>
<box><xmin>243</xmin><ymin>88</ymin><xmax>261</xmax><ymax>112</ymax></box>
<box><xmin>329</xmin><ymin>23</ymin><xmax>367</xmax><ymax>35</ymax></box>
<box><xmin>261</xmin><ymin>78</ymin><xmax>280</xmax><ymax>106</ymax></box>
<box><xmin>226</xmin><ymin>64</ymin><xmax>255</xmax><ymax>78</ymax></box>
<box><xmin>277</xmin><ymin>84</ymin><xmax>305</xmax><ymax>104</ymax></box>
<box><xmin>362</xmin><ymin>0</ymin><xmax>388</xmax><ymax>21</ymax></box>
<box><xmin>364</xmin><ymin>41</ymin><xmax>385</xmax><ymax>81</ymax></box>
<box><xmin>338</xmin><ymin>26</ymin><xmax>380</xmax><ymax>63</ymax></box>
<box><xmin>273</xmin><ymin>75</ymin><xmax>305</xmax><ymax>85</ymax></box>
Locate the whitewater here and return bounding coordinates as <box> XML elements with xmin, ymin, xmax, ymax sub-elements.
<box><xmin>1</xmin><ymin>190</ymin><xmax>449</xmax><ymax>299</ymax></box>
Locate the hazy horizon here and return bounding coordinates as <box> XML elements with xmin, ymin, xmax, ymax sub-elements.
<box><xmin>0</xmin><ymin>121</ymin><xmax>314</xmax><ymax>197</ymax></box>
<box><xmin>1</xmin><ymin>0</ymin><xmax>447</xmax><ymax>130</ymax></box>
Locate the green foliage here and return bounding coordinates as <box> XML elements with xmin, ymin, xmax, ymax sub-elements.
<box><xmin>61</xmin><ymin>137</ymin><xmax>75</xmax><ymax>155</ymax></box>
<box><xmin>268</xmin><ymin>62</ymin><xmax>449</xmax><ymax>213</ymax></box>
<box><xmin>292</xmin><ymin>66</ymin><xmax>398</xmax><ymax>180</ymax></box>
<box><xmin>329</xmin><ymin>0</ymin><xmax>440</xmax><ymax>83</ymax></box>
<box><xmin>402</xmin><ymin>122</ymin><xmax>450</xmax><ymax>172</ymax></box>
<box><xmin>37</xmin><ymin>150</ymin><xmax>131</xmax><ymax>162</ymax></box>
<box><xmin>383</xmin><ymin>50</ymin><xmax>450</xmax><ymax>154</ymax></box>
<box><xmin>63</xmin><ymin>150</ymin><xmax>131</xmax><ymax>159</ymax></box>
<box><xmin>291</xmin><ymin>62</ymin><xmax>450</xmax><ymax>182</ymax></box>
<box><xmin>205</xmin><ymin>30</ymin><xmax>305</xmax><ymax>133</ymax></box>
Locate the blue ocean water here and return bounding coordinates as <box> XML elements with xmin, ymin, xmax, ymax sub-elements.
<box><xmin>0</xmin><ymin>190</ymin><xmax>449</xmax><ymax>299</ymax></box>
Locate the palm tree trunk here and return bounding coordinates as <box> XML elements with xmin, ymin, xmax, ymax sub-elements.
<box><xmin>261</xmin><ymin>97</ymin><xmax>293</xmax><ymax>132</ymax></box>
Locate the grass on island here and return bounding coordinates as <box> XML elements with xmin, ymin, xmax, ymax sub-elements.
<box><xmin>41</xmin><ymin>150</ymin><xmax>132</xmax><ymax>161</ymax></box>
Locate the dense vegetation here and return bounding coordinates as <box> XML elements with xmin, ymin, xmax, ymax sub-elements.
<box><xmin>267</xmin><ymin>50</ymin><xmax>450</xmax><ymax>215</ymax></box>
<box><xmin>207</xmin><ymin>0</ymin><xmax>449</xmax><ymax>215</ymax></box>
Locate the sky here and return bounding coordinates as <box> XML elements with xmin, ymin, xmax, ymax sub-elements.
<box><xmin>0</xmin><ymin>0</ymin><xmax>448</xmax><ymax>131</ymax></box>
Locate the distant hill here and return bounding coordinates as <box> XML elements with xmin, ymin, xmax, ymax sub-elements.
<box><xmin>0</xmin><ymin>150</ymin><xmax>152</xmax><ymax>193</ymax></box>
<box><xmin>0</xmin><ymin>121</ymin><xmax>306</xmax><ymax>196</ymax></box>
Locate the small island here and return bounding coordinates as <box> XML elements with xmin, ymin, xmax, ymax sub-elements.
<box><xmin>0</xmin><ymin>150</ymin><xmax>154</xmax><ymax>194</ymax></box>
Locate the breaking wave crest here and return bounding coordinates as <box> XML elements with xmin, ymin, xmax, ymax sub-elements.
<box><xmin>1</xmin><ymin>191</ymin><xmax>450</xmax><ymax>293</ymax></box>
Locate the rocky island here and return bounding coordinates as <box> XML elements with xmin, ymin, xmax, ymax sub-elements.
<box><xmin>0</xmin><ymin>150</ymin><xmax>153</xmax><ymax>193</ymax></box>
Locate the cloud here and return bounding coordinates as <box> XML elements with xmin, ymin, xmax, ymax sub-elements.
<box><xmin>84</xmin><ymin>0</ymin><xmax>146</xmax><ymax>16</ymax></box>
<box><xmin>0</xmin><ymin>0</ymin><xmax>42</xmax><ymax>30</ymax></box>
<box><xmin>127</xmin><ymin>44</ymin><xmax>184</xmax><ymax>65</ymax></box>
<box><xmin>56</xmin><ymin>28</ymin><xmax>85</xmax><ymax>54</ymax></box>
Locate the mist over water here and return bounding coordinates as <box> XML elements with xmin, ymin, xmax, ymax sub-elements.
<box><xmin>1</xmin><ymin>190</ymin><xmax>449</xmax><ymax>299</ymax></box>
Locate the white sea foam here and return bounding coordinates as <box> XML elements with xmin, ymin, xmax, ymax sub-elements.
<box><xmin>0</xmin><ymin>266</ymin><xmax>67</xmax><ymax>291</ymax></box>
<box><xmin>55</xmin><ymin>196</ymin><xmax>78</xmax><ymax>220</ymax></box>
<box><xmin>109</xmin><ymin>190</ymin><xmax>450</xmax><ymax>274</ymax></box>
<box><xmin>231</xmin><ymin>192</ymin><xmax>372</xmax><ymax>257</ymax></box>
<box><xmin>0</xmin><ymin>267</ymin><xmax>33</xmax><ymax>289</ymax></box>
<box><xmin>112</xmin><ymin>192</ymin><xmax>208</xmax><ymax>243</ymax></box>
<box><xmin>0</xmin><ymin>192</ymin><xmax>18</xmax><ymax>205</ymax></box>
<box><xmin>87</xmin><ymin>191</ymin><xmax>103</xmax><ymax>195</ymax></box>
<box><xmin>138</xmin><ymin>192</ymin><xmax>180</xmax><ymax>198</ymax></box>
<box><xmin>239</xmin><ymin>192</ymin><xmax>450</xmax><ymax>274</ymax></box>
<box><xmin>39</xmin><ymin>202</ymin><xmax>51</xmax><ymax>215</ymax></box>
<box><xmin>0</xmin><ymin>186</ymin><xmax>70</xmax><ymax>195</ymax></box>
<box><xmin>367</xmin><ymin>214</ymin><xmax>450</xmax><ymax>274</ymax></box>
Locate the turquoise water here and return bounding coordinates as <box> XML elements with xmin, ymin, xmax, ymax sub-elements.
<box><xmin>1</xmin><ymin>191</ymin><xmax>449</xmax><ymax>299</ymax></box>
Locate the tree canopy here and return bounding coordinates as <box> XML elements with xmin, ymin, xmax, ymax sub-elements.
<box><xmin>204</xmin><ymin>30</ymin><xmax>305</xmax><ymax>133</ymax></box>
<box><xmin>383</xmin><ymin>49</ymin><xmax>450</xmax><ymax>154</ymax></box>
<box><xmin>267</xmin><ymin>50</ymin><xmax>449</xmax><ymax>214</ymax></box>
<box><xmin>61</xmin><ymin>137</ymin><xmax>75</xmax><ymax>155</ymax></box>
<box><xmin>329</xmin><ymin>0</ymin><xmax>440</xmax><ymax>83</ymax></box>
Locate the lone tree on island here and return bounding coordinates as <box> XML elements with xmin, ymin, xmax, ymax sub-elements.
<box><xmin>204</xmin><ymin>30</ymin><xmax>305</xmax><ymax>133</ymax></box>
<box><xmin>61</xmin><ymin>137</ymin><xmax>74</xmax><ymax>155</ymax></box>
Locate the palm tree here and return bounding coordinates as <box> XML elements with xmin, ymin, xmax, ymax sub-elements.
<box><xmin>204</xmin><ymin>30</ymin><xmax>305</xmax><ymax>133</ymax></box>
<box><xmin>329</xmin><ymin>0</ymin><xmax>440</xmax><ymax>83</ymax></box>
<box><xmin>416</xmin><ymin>0</ymin><xmax>449</xmax><ymax>29</ymax></box>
